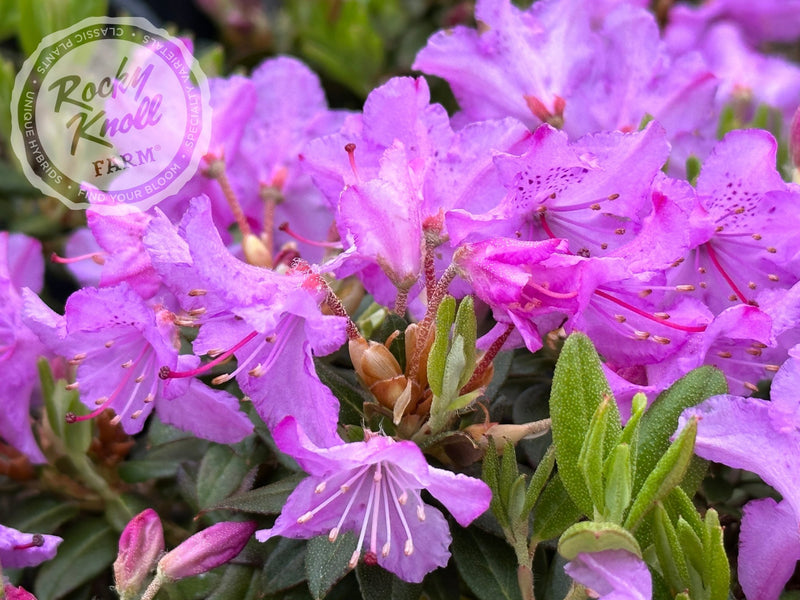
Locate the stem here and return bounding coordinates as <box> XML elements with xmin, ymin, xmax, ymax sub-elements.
<box><xmin>139</xmin><ymin>574</ymin><xmax>164</xmax><ymax>600</ymax></box>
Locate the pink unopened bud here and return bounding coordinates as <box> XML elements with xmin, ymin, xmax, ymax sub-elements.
<box><xmin>3</xmin><ymin>584</ymin><xmax>38</xmax><ymax>599</ymax></box>
<box><xmin>158</xmin><ymin>521</ymin><xmax>256</xmax><ymax>581</ymax></box>
<box><xmin>113</xmin><ymin>509</ymin><xmax>164</xmax><ymax>598</ymax></box>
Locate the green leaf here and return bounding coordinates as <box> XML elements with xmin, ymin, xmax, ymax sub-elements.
<box><xmin>34</xmin><ymin>518</ymin><xmax>117</xmax><ymax>600</ymax></box>
<box><xmin>651</xmin><ymin>503</ymin><xmax>689</xmax><ymax>592</ymax></box>
<box><xmin>453</xmin><ymin>295</ymin><xmax>477</xmax><ymax>388</ymax></box>
<box><xmin>305</xmin><ymin>532</ymin><xmax>357</xmax><ymax>600</ymax></box>
<box><xmin>557</xmin><ymin>521</ymin><xmax>641</xmax><ymax>561</ymax></box>
<box><xmin>206</xmin><ymin>473</ymin><xmax>305</xmax><ymax>515</ymax></box>
<box><xmin>421</xmin><ymin>563</ymin><xmax>461</xmax><ymax>600</ymax></box>
<box><xmin>18</xmin><ymin>0</ymin><xmax>108</xmax><ymax>56</ymax></box>
<box><xmin>531</xmin><ymin>474</ymin><xmax>583</xmax><ymax>543</ymax></box>
<box><xmin>702</xmin><ymin>509</ymin><xmax>730</xmax><ymax>600</ymax></box>
<box><xmin>578</xmin><ymin>397</ymin><xmax>615</xmax><ymax>515</ymax></box>
<box><xmin>428</xmin><ymin>295</ymin><xmax>456</xmax><ymax>397</ymax></box>
<box><xmin>196</xmin><ymin>445</ymin><xmax>251</xmax><ymax>509</ymax></box>
<box><xmin>451</xmin><ymin>526</ymin><xmax>523</xmax><ymax>600</ymax></box>
<box><xmin>288</xmin><ymin>0</ymin><xmax>385</xmax><ymax>97</ymax></box>
<box><xmin>206</xmin><ymin>565</ymin><xmax>258</xmax><ymax>600</ymax></box>
<box><xmin>550</xmin><ymin>333</ymin><xmax>619</xmax><ymax>515</ymax></box>
<box><xmin>262</xmin><ymin>538</ymin><xmax>308</xmax><ymax>594</ymax></box>
<box><xmin>498</xmin><ymin>441</ymin><xmax>519</xmax><ymax>519</ymax></box>
<box><xmin>315</xmin><ymin>361</ymin><xmax>370</xmax><ymax>425</ymax></box>
<box><xmin>634</xmin><ymin>366</ymin><xmax>725</xmax><ymax>495</ymax></box>
<box><xmin>5</xmin><ymin>497</ymin><xmax>79</xmax><ymax>534</ymax></box>
<box><xmin>676</xmin><ymin>517</ymin><xmax>706</xmax><ymax>598</ymax></box>
<box><xmin>356</xmin><ymin>563</ymin><xmax>423</xmax><ymax>600</ymax></box>
<box><xmin>38</xmin><ymin>359</ymin><xmax>91</xmax><ymax>456</ymax></box>
<box><xmin>602</xmin><ymin>444</ymin><xmax>632</xmax><ymax>524</ymax></box>
<box><xmin>522</xmin><ymin>445</ymin><xmax>556</xmax><ymax>516</ymax></box>
<box><xmin>625</xmin><ymin>417</ymin><xmax>697</xmax><ymax>531</ymax></box>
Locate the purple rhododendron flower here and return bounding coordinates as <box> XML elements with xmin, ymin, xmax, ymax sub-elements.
<box><xmin>413</xmin><ymin>0</ymin><xmax>717</xmax><ymax>151</ymax></box>
<box><xmin>145</xmin><ymin>196</ymin><xmax>347</xmax><ymax>447</ymax></box>
<box><xmin>22</xmin><ymin>283</ymin><xmax>252</xmax><ymax>443</ymax></box>
<box><xmin>676</xmin><ymin>347</ymin><xmax>800</xmax><ymax>599</ymax></box>
<box><xmin>564</xmin><ymin>549</ymin><xmax>651</xmax><ymax>600</ymax></box>
<box><xmin>257</xmin><ymin>417</ymin><xmax>491</xmax><ymax>583</ymax></box>
<box><xmin>0</xmin><ymin>523</ymin><xmax>62</xmax><ymax>569</ymax></box>
<box><xmin>0</xmin><ymin>232</ymin><xmax>47</xmax><ymax>463</ymax></box>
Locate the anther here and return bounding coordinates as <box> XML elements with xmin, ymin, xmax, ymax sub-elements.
<box><xmin>188</xmin><ymin>307</ymin><xmax>207</xmax><ymax>317</ymax></box>
<box><xmin>131</xmin><ymin>410</ymin><xmax>143</xmax><ymax>419</ymax></box>
<box><xmin>743</xmin><ymin>382</ymin><xmax>759</xmax><ymax>392</ymax></box>
<box><xmin>110</xmin><ymin>415</ymin><xmax>122</xmax><ymax>426</ymax></box>
<box><xmin>105</xmin><ymin>340</ymin><xmax>115</xmax><ymax>348</ymax></box>
<box><xmin>765</xmin><ymin>364</ymin><xmax>781</xmax><ymax>372</ymax></box>
<box><xmin>188</xmin><ymin>289</ymin><xmax>207</xmax><ymax>296</ymax></box>
<box><xmin>315</xmin><ymin>482</ymin><xmax>327</xmax><ymax>494</ymax></box>
<box><xmin>717</xmin><ymin>351</ymin><xmax>732</xmax><ymax>358</ymax></box>
<box><xmin>600</xmin><ymin>243</ymin><xmax>608</xmax><ymax>250</ymax></box>
<box><xmin>652</xmin><ymin>335</ymin><xmax>671</xmax><ymax>344</ymax></box>
<box><xmin>748</xmin><ymin>282</ymin><xmax>757</xmax><ymax>289</ymax></box>
<box><xmin>143</xmin><ymin>394</ymin><xmax>154</xmax><ymax>403</ymax></box>
<box><xmin>634</xmin><ymin>330</ymin><xmax>650</xmax><ymax>340</ymax></box>
<box><xmin>715</xmin><ymin>225</ymin><xmax>724</xmax><ymax>232</ymax></box>
<box><xmin>95</xmin><ymin>396</ymin><xmax>108</xmax><ymax>406</ymax></box>
<box><xmin>607</xmin><ymin>193</ymin><xmax>620</xmax><ymax>200</ymax></box>
<box><xmin>65</xmin><ymin>382</ymin><xmax>79</xmax><ymax>391</ymax></box>
<box><xmin>752</xmin><ymin>233</ymin><xmax>762</xmax><ymax>240</ymax></box>
<box><xmin>768</xmin><ymin>274</ymin><xmax>779</xmax><ymax>281</ymax></box>
<box><xmin>121</xmin><ymin>360</ymin><xmax>133</xmax><ymax>369</ymax></box>
<box><xmin>590</xmin><ymin>203</ymin><xmax>601</xmax><ymax>210</ymax></box>
<box><xmin>654</xmin><ymin>312</ymin><xmax>670</xmax><ymax>320</ymax></box>
<box><xmin>746</xmin><ymin>348</ymin><xmax>762</xmax><ymax>357</ymax></box>
<box><xmin>614</xmin><ymin>315</ymin><xmax>626</xmax><ymax>323</ymax></box>
<box><xmin>614</xmin><ymin>228</ymin><xmax>626</xmax><ymax>235</ymax></box>
<box><xmin>767</xmin><ymin>247</ymin><xmax>777</xmax><ymax>254</ymax></box>
<box><xmin>676</xmin><ymin>284</ymin><xmax>695</xmax><ymax>292</ymax></box>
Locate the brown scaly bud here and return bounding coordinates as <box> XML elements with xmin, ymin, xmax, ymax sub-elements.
<box><xmin>349</xmin><ymin>337</ymin><xmax>403</xmax><ymax>388</ymax></box>
<box><xmin>465</xmin><ymin>419</ymin><xmax>552</xmax><ymax>454</ymax></box>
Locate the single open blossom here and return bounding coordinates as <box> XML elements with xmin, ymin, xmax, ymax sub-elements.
<box><xmin>256</xmin><ymin>417</ymin><xmax>492</xmax><ymax>583</ymax></box>
<box><xmin>666</xmin><ymin>129</ymin><xmax>800</xmax><ymax>314</ymax></box>
<box><xmin>0</xmin><ymin>232</ymin><xmax>47</xmax><ymax>463</ymax></box>
<box><xmin>676</xmin><ymin>347</ymin><xmax>800</xmax><ymax>599</ymax></box>
<box><xmin>0</xmin><ymin>523</ymin><xmax>62</xmax><ymax>568</ymax></box>
<box><xmin>22</xmin><ymin>283</ymin><xmax>252</xmax><ymax>444</ymax></box>
<box><xmin>564</xmin><ymin>549</ymin><xmax>651</xmax><ymax>600</ymax></box>
<box><xmin>145</xmin><ymin>196</ymin><xmax>347</xmax><ymax>447</ymax></box>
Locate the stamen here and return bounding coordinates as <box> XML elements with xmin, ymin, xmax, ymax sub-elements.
<box><xmin>704</xmin><ymin>242</ymin><xmax>748</xmax><ymax>303</ymax></box>
<box><xmin>188</xmin><ymin>289</ymin><xmax>207</xmax><ymax>296</ymax></box>
<box><xmin>13</xmin><ymin>534</ymin><xmax>45</xmax><ymax>550</ymax></box>
<box><xmin>159</xmin><ymin>330</ymin><xmax>259</xmax><ymax>379</ymax></box>
<box><xmin>278</xmin><ymin>222</ymin><xmax>341</xmax><ymax>249</ymax></box>
<box><xmin>593</xmin><ymin>290</ymin><xmax>707</xmax><ymax>333</ymax></box>
<box><xmin>345</xmin><ymin>143</ymin><xmax>360</xmax><ymax>182</ymax></box>
<box><xmin>50</xmin><ymin>251</ymin><xmax>106</xmax><ymax>265</ymax></box>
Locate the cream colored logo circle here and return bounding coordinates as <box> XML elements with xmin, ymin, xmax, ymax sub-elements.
<box><xmin>11</xmin><ymin>17</ymin><xmax>211</xmax><ymax>212</ymax></box>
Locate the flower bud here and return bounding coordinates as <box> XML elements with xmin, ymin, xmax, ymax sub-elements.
<box><xmin>349</xmin><ymin>338</ymin><xmax>403</xmax><ymax>386</ymax></box>
<box><xmin>3</xmin><ymin>584</ymin><xmax>38</xmax><ymax>600</ymax></box>
<box><xmin>158</xmin><ymin>521</ymin><xmax>256</xmax><ymax>581</ymax></box>
<box><xmin>113</xmin><ymin>509</ymin><xmax>164</xmax><ymax>599</ymax></box>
